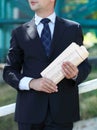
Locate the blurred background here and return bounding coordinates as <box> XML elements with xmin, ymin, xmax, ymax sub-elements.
<box><xmin>0</xmin><ymin>0</ymin><xmax>97</xmax><ymax>130</ymax></box>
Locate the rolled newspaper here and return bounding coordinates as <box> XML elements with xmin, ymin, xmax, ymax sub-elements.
<box><xmin>40</xmin><ymin>42</ymin><xmax>89</xmax><ymax>84</ymax></box>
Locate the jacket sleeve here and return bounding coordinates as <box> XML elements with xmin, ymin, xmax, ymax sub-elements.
<box><xmin>3</xmin><ymin>29</ymin><xmax>24</xmax><ymax>90</ymax></box>
<box><xmin>74</xmin><ymin>24</ymin><xmax>91</xmax><ymax>85</ymax></box>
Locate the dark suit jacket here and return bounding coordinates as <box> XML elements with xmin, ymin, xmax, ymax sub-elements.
<box><xmin>3</xmin><ymin>16</ymin><xmax>91</xmax><ymax>124</ymax></box>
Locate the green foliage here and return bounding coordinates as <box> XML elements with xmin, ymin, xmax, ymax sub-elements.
<box><xmin>0</xmin><ymin>83</ymin><xmax>16</xmax><ymax>106</ymax></box>
<box><xmin>91</xmin><ymin>11</ymin><xmax>97</xmax><ymax>19</ymax></box>
<box><xmin>0</xmin><ymin>114</ymin><xmax>17</xmax><ymax>130</ymax></box>
<box><xmin>87</xmin><ymin>67</ymin><xmax>97</xmax><ymax>81</ymax></box>
<box><xmin>65</xmin><ymin>0</ymin><xmax>88</xmax><ymax>4</ymax></box>
<box><xmin>88</xmin><ymin>44</ymin><xmax>97</xmax><ymax>58</ymax></box>
<box><xmin>84</xmin><ymin>32</ymin><xmax>97</xmax><ymax>48</ymax></box>
<box><xmin>80</xmin><ymin>90</ymin><xmax>97</xmax><ymax>120</ymax></box>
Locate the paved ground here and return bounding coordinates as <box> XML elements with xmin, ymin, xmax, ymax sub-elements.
<box><xmin>73</xmin><ymin>117</ymin><xmax>97</xmax><ymax>130</ymax></box>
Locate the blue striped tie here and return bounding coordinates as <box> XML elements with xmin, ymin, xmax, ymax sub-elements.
<box><xmin>41</xmin><ymin>18</ymin><xmax>51</xmax><ymax>56</ymax></box>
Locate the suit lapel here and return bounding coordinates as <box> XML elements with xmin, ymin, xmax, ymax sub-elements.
<box><xmin>23</xmin><ymin>19</ymin><xmax>47</xmax><ymax>58</ymax></box>
<box><xmin>25</xmin><ymin>18</ymin><xmax>38</xmax><ymax>40</ymax></box>
<box><xmin>49</xmin><ymin>16</ymin><xmax>66</xmax><ymax>57</ymax></box>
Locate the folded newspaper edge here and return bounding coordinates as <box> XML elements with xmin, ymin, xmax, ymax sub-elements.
<box><xmin>40</xmin><ymin>42</ymin><xmax>89</xmax><ymax>84</ymax></box>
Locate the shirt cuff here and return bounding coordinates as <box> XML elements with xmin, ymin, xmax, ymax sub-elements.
<box><xmin>19</xmin><ymin>77</ymin><xmax>33</xmax><ymax>90</ymax></box>
<box><xmin>72</xmin><ymin>75</ymin><xmax>78</xmax><ymax>81</ymax></box>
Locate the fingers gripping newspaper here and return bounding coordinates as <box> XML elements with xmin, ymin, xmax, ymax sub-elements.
<box><xmin>40</xmin><ymin>42</ymin><xmax>89</xmax><ymax>84</ymax></box>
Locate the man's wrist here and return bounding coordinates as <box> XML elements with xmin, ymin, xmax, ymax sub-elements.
<box><xmin>29</xmin><ymin>79</ymin><xmax>34</xmax><ymax>89</ymax></box>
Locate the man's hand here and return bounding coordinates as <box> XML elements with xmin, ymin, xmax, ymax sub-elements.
<box><xmin>62</xmin><ymin>61</ymin><xmax>79</xmax><ymax>79</ymax></box>
<box><xmin>29</xmin><ymin>78</ymin><xmax>58</xmax><ymax>93</ymax></box>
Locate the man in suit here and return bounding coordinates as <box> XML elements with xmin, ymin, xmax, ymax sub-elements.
<box><xmin>3</xmin><ymin>0</ymin><xmax>91</xmax><ymax>130</ymax></box>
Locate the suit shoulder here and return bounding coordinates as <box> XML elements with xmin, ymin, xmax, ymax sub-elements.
<box><xmin>12</xmin><ymin>20</ymin><xmax>31</xmax><ymax>33</ymax></box>
<box><xmin>57</xmin><ymin>17</ymin><xmax>80</xmax><ymax>27</ymax></box>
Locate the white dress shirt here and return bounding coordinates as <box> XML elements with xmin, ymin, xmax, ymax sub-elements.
<box><xmin>19</xmin><ymin>12</ymin><xmax>56</xmax><ymax>90</ymax></box>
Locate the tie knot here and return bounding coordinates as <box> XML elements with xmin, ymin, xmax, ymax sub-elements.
<box><xmin>41</xmin><ymin>18</ymin><xmax>50</xmax><ymax>25</ymax></box>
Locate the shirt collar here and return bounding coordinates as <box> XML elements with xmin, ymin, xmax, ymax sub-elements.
<box><xmin>35</xmin><ymin>12</ymin><xmax>56</xmax><ymax>25</ymax></box>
